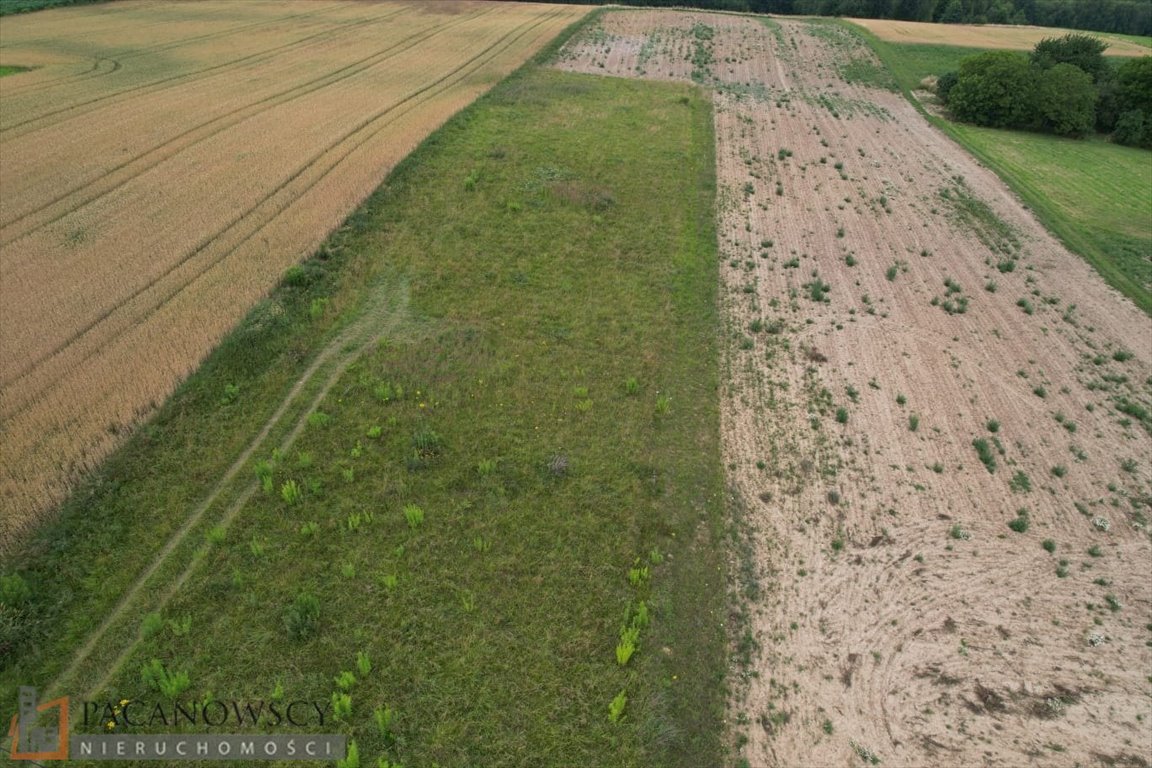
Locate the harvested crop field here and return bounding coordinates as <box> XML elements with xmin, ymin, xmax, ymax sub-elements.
<box><xmin>559</xmin><ymin>11</ymin><xmax>1152</xmax><ymax>768</ymax></box>
<box><xmin>0</xmin><ymin>0</ymin><xmax>587</xmax><ymax>546</ymax></box>
<box><xmin>848</xmin><ymin>17</ymin><xmax>1151</xmax><ymax>56</ymax></box>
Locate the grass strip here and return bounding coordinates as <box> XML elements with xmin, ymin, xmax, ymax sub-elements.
<box><xmin>2</xmin><ymin>58</ymin><xmax>725</xmax><ymax>768</ymax></box>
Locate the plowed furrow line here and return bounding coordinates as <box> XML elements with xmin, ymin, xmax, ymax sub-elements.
<box><xmin>0</xmin><ymin>0</ymin><xmax>354</xmax><ymax>99</ymax></box>
<box><xmin>0</xmin><ymin>7</ymin><xmax>495</xmax><ymax>242</ymax></box>
<box><xmin>1</xmin><ymin>9</ymin><xmax>563</xmax><ymax>424</ymax></box>
<box><xmin>0</xmin><ymin>7</ymin><xmax>411</xmax><ymax>134</ymax></box>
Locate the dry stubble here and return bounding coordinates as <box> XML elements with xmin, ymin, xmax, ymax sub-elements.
<box><xmin>847</xmin><ymin>17</ymin><xmax>1150</xmax><ymax>56</ymax></box>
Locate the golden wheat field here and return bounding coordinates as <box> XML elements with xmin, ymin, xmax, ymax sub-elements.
<box><xmin>0</xmin><ymin>0</ymin><xmax>587</xmax><ymax>545</ymax></box>
<box><xmin>848</xmin><ymin>17</ymin><xmax>1151</xmax><ymax>55</ymax></box>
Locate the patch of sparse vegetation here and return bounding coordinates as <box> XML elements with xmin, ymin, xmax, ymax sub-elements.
<box><xmin>1008</xmin><ymin>508</ymin><xmax>1030</xmax><ymax>533</ymax></box>
<box><xmin>937</xmin><ymin>178</ymin><xmax>1020</xmax><ymax>257</ymax></box>
<box><xmin>804</xmin><ymin>274</ymin><xmax>832</xmax><ymax>302</ymax></box>
<box><xmin>1009</xmin><ymin>470</ymin><xmax>1031</xmax><ymax>493</ymax></box>
<box><xmin>931</xmin><ymin>276</ymin><xmax>970</xmax><ymax>314</ymax></box>
<box><xmin>973</xmin><ymin>438</ymin><xmax>997</xmax><ymax>472</ymax></box>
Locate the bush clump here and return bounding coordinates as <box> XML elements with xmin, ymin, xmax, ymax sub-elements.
<box><xmin>938</xmin><ymin>35</ymin><xmax>1152</xmax><ymax>145</ymax></box>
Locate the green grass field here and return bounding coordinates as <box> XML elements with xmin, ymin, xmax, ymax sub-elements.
<box><xmin>858</xmin><ymin>34</ymin><xmax>1151</xmax><ymax>92</ymax></box>
<box><xmin>0</xmin><ymin>0</ymin><xmax>105</xmax><ymax>15</ymax></box>
<box><xmin>1104</xmin><ymin>31</ymin><xmax>1152</xmax><ymax>48</ymax></box>
<box><xmin>853</xmin><ymin>24</ymin><xmax>1152</xmax><ymax>314</ymax></box>
<box><xmin>865</xmin><ymin>40</ymin><xmax>981</xmax><ymax>91</ymax></box>
<box><xmin>1</xmin><ymin>54</ymin><xmax>725</xmax><ymax>768</ymax></box>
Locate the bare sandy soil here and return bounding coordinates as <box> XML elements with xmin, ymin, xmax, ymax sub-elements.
<box><xmin>559</xmin><ymin>11</ymin><xmax>1152</xmax><ymax>768</ymax></box>
<box><xmin>847</xmin><ymin>18</ymin><xmax>1151</xmax><ymax>56</ymax></box>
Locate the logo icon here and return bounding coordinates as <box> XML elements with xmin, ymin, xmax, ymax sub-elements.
<box><xmin>8</xmin><ymin>686</ymin><xmax>69</xmax><ymax>761</ymax></box>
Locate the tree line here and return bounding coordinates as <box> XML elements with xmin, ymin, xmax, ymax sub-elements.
<box><xmin>936</xmin><ymin>34</ymin><xmax>1152</xmax><ymax>145</ymax></box>
<box><xmin>0</xmin><ymin>0</ymin><xmax>110</xmax><ymax>15</ymax></box>
<box><xmin>541</xmin><ymin>0</ymin><xmax>1151</xmax><ymax>36</ymax></box>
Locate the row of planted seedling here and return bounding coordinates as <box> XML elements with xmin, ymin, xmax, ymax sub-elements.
<box><xmin>607</xmin><ymin>550</ymin><xmax>664</xmax><ymax>724</ymax></box>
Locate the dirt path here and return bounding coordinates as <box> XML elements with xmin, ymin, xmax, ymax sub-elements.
<box><xmin>558</xmin><ymin>11</ymin><xmax>1152</xmax><ymax>767</ymax></box>
<box><xmin>45</xmin><ymin>278</ymin><xmax>413</xmax><ymax>700</ymax></box>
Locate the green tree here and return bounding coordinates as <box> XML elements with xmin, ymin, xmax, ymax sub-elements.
<box><xmin>936</xmin><ymin>70</ymin><xmax>959</xmax><ymax>104</ymax></box>
<box><xmin>1114</xmin><ymin>109</ymin><xmax>1151</xmax><ymax>148</ymax></box>
<box><xmin>1030</xmin><ymin>33</ymin><xmax>1109</xmax><ymax>83</ymax></box>
<box><xmin>1094</xmin><ymin>75</ymin><xmax>1121</xmax><ymax>132</ymax></box>
<box><xmin>938</xmin><ymin>0</ymin><xmax>964</xmax><ymax>23</ymax></box>
<box><xmin>1113</xmin><ymin>56</ymin><xmax>1152</xmax><ymax>147</ymax></box>
<box><xmin>948</xmin><ymin>51</ymin><xmax>1038</xmax><ymax>129</ymax></box>
<box><xmin>987</xmin><ymin>0</ymin><xmax>1012</xmax><ymax>23</ymax></box>
<box><xmin>1035</xmin><ymin>63</ymin><xmax>1097</xmax><ymax>136</ymax></box>
<box><xmin>1115</xmin><ymin>56</ymin><xmax>1152</xmax><ymax>114</ymax></box>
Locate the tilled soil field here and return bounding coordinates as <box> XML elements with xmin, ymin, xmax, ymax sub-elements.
<box><xmin>558</xmin><ymin>11</ymin><xmax>1152</xmax><ymax>767</ymax></box>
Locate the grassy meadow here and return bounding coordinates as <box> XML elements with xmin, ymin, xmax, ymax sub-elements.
<box><xmin>853</xmin><ymin>24</ymin><xmax>1152</xmax><ymax>314</ymax></box>
<box><xmin>1</xmin><ymin>57</ymin><xmax>725</xmax><ymax>768</ymax></box>
<box><xmin>860</xmin><ymin>32</ymin><xmax>1151</xmax><ymax>92</ymax></box>
<box><xmin>1095</xmin><ymin>31</ymin><xmax>1152</xmax><ymax>49</ymax></box>
<box><xmin>864</xmin><ymin>40</ymin><xmax>981</xmax><ymax>92</ymax></box>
